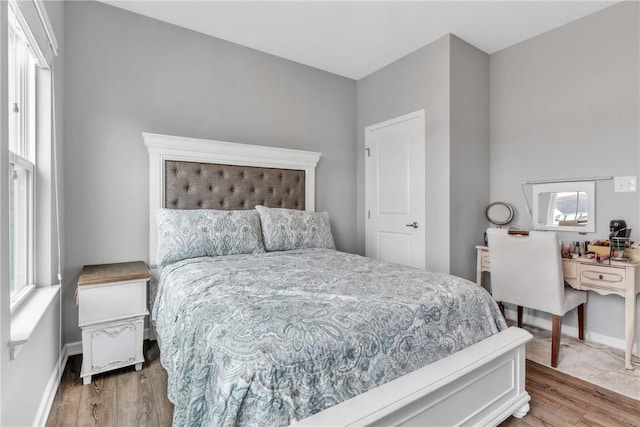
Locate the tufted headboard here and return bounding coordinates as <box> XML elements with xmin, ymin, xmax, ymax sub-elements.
<box><xmin>143</xmin><ymin>133</ymin><xmax>321</xmax><ymax>266</ymax></box>
<box><xmin>165</xmin><ymin>160</ymin><xmax>305</xmax><ymax>211</ymax></box>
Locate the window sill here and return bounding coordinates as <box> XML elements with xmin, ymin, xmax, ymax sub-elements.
<box><xmin>10</xmin><ymin>284</ymin><xmax>35</xmax><ymax>313</ymax></box>
<box><xmin>9</xmin><ymin>285</ymin><xmax>60</xmax><ymax>360</ymax></box>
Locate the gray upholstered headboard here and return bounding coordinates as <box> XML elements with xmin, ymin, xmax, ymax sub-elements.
<box><xmin>164</xmin><ymin>160</ymin><xmax>305</xmax><ymax>211</ymax></box>
<box><xmin>144</xmin><ymin>132</ymin><xmax>321</xmax><ymax>266</ymax></box>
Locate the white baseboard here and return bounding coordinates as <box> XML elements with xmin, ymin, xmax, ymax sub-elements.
<box><xmin>33</xmin><ymin>345</ymin><xmax>68</xmax><ymax>427</ymax></box>
<box><xmin>503</xmin><ymin>308</ymin><xmax>638</xmax><ymax>354</ymax></box>
<box><xmin>66</xmin><ymin>340</ymin><xmax>82</xmax><ymax>356</ymax></box>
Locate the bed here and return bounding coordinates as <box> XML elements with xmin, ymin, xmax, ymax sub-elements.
<box><xmin>143</xmin><ymin>132</ymin><xmax>532</xmax><ymax>426</ymax></box>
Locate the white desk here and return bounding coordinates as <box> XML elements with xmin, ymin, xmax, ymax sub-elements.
<box><xmin>476</xmin><ymin>245</ymin><xmax>640</xmax><ymax>370</ymax></box>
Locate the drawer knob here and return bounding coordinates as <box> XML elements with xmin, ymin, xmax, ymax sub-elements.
<box><xmin>599</xmin><ymin>274</ymin><xmax>603</xmax><ymax>280</ymax></box>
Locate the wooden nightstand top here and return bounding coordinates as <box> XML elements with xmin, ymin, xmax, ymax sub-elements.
<box><xmin>78</xmin><ymin>261</ymin><xmax>151</xmax><ymax>286</ymax></box>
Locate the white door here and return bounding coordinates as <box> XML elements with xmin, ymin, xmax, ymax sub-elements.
<box><xmin>365</xmin><ymin>110</ymin><xmax>425</xmax><ymax>268</ymax></box>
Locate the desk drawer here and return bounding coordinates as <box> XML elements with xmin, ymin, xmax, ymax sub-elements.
<box><xmin>580</xmin><ymin>265</ymin><xmax>625</xmax><ymax>293</ymax></box>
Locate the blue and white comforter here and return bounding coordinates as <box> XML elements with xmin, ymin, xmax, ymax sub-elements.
<box><xmin>153</xmin><ymin>248</ymin><xmax>506</xmax><ymax>426</ymax></box>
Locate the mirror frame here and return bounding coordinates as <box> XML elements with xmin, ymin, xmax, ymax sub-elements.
<box><xmin>532</xmin><ymin>181</ymin><xmax>595</xmax><ymax>232</ymax></box>
<box><xmin>486</xmin><ymin>202</ymin><xmax>514</xmax><ymax>226</ymax></box>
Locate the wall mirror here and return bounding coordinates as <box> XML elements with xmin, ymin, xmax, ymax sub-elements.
<box><xmin>486</xmin><ymin>202</ymin><xmax>514</xmax><ymax>226</ymax></box>
<box><xmin>532</xmin><ymin>181</ymin><xmax>595</xmax><ymax>232</ymax></box>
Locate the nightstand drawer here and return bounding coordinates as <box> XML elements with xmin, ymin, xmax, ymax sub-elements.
<box><xmin>78</xmin><ymin>280</ymin><xmax>147</xmax><ymax>326</ymax></box>
<box><xmin>81</xmin><ymin>316</ymin><xmax>144</xmax><ymax>378</ymax></box>
<box><xmin>580</xmin><ymin>265</ymin><xmax>626</xmax><ymax>293</ymax></box>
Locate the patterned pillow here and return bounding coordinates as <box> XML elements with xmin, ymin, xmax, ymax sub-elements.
<box><xmin>255</xmin><ymin>205</ymin><xmax>335</xmax><ymax>252</ymax></box>
<box><xmin>155</xmin><ymin>209</ymin><xmax>265</xmax><ymax>266</ymax></box>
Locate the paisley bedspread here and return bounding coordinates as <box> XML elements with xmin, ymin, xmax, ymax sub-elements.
<box><xmin>153</xmin><ymin>248</ymin><xmax>506</xmax><ymax>427</ymax></box>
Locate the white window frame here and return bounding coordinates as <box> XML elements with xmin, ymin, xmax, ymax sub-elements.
<box><xmin>8</xmin><ymin>4</ymin><xmax>37</xmax><ymax>311</ymax></box>
<box><xmin>3</xmin><ymin>0</ymin><xmax>60</xmax><ymax>362</ymax></box>
<box><xmin>9</xmin><ymin>153</ymin><xmax>35</xmax><ymax>309</ymax></box>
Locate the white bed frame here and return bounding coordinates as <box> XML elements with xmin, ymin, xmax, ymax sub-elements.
<box><xmin>143</xmin><ymin>132</ymin><xmax>532</xmax><ymax>426</ymax></box>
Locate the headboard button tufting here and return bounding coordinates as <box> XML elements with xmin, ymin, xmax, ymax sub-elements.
<box><xmin>164</xmin><ymin>160</ymin><xmax>304</xmax><ymax>211</ymax></box>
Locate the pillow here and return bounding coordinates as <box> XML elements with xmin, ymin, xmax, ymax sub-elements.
<box><xmin>155</xmin><ymin>209</ymin><xmax>265</xmax><ymax>266</ymax></box>
<box><xmin>255</xmin><ymin>205</ymin><xmax>335</xmax><ymax>252</ymax></box>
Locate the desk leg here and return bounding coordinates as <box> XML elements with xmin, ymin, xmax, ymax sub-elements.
<box><xmin>625</xmin><ymin>292</ymin><xmax>635</xmax><ymax>371</ymax></box>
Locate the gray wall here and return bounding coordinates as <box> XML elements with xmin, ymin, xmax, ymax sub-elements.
<box><xmin>357</xmin><ymin>36</ymin><xmax>452</xmax><ymax>272</ymax></box>
<box><xmin>490</xmin><ymin>1</ymin><xmax>639</xmax><ymax>340</ymax></box>
<box><xmin>450</xmin><ymin>36</ymin><xmax>490</xmax><ymax>281</ymax></box>
<box><xmin>62</xmin><ymin>1</ymin><xmax>356</xmax><ymax>344</ymax></box>
<box><xmin>357</xmin><ymin>35</ymin><xmax>490</xmax><ymax>279</ymax></box>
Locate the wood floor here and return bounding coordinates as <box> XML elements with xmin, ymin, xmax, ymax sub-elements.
<box><xmin>501</xmin><ymin>360</ymin><xmax>639</xmax><ymax>427</ymax></box>
<box><xmin>46</xmin><ymin>341</ymin><xmax>173</xmax><ymax>427</ymax></box>
<box><xmin>46</xmin><ymin>341</ymin><xmax>640</xmax><ymax>427</ymax></box>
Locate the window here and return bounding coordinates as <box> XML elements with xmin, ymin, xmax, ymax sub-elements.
<box><xmin>8</xmin><ymin>6</ymin><xmax>37</xmax><ymax>306</ymax></box>
<box><xmin>549</xmin><ymin>191</ymin><xmax>588</xmax><ymax>225</ymax></box>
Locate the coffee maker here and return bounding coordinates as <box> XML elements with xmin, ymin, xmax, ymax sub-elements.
<box><xmin>609</xmin><ymin>219</ymin><xmax>631</xmax><ymax>261</ymax></box>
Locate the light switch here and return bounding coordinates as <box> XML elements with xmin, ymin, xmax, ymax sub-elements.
<box><xmin>614</xmin><ymin>176</ymin><xmax>637</xmax><ymax>192</ymax></box>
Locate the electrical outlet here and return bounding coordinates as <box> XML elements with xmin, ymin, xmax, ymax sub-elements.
<box><xmin>614</xmin><ymin>176</ymin><xmax>637</xmax><ymax>192</ymax></box>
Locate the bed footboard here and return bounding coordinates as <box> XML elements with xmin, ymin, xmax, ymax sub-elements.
<box><xmin>295</xmin><ymin>327</ymin><xmax>532</xmax><ymax>427</ymax></box>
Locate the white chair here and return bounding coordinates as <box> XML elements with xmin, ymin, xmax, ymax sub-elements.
<box><xmin>486</xmin><ymin>228</ymin><xmax>587</xmax><ymax>368</ymax></box>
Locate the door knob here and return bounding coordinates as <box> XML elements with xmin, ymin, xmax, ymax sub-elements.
<box><xmin>406</xmin><ymin>221</ymin><xmax>419</xmax><ymax>229</ymax></box>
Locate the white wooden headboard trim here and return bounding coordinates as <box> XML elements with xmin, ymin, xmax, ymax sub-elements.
<box><xmin>142</xmin><ymin>132</ymin><xmax>321</xmax><ymax>265</ymax></box>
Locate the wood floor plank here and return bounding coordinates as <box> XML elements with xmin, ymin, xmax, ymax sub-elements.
<box><xmin>115</xmin><ymin>365</ymin><xmax>160</xmax><ymax>427</ymax></box>
<box><xmin>144</xmin><ymin>342</ymin><xmax>174</xmax><ymax>426</ymax></box>
<box><xmin>527</xmin><ymin>361</ymin><xmax>640</xmax><ymax>426</ymax></box>
<box><xmin>76</xmin><ymin>371</ymin><xmax>118</xmax><ymax>427</ymax></box>
<box><xmin>45</xmin><ymin>355</ymin><xmax>83</xmax><ymax>427</ymax></box>
<box><xmin>502</xmin><ymin>360</ymin><xmax>640</xmax><ymax>427</ymax></box>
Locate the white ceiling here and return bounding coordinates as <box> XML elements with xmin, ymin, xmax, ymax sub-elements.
<box><xmin>100</xmin><ymin>1</ymin><xmax>620</xmax><ymax>80</ymax></box>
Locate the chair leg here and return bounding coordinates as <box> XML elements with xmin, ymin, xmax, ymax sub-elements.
<box><xmin>551</xmin><ymin>315</ymin><xmax>562</xmax><ymax>368</ymax></box>
<box><xmin>517</xmin><ymin>306</ymin><xmax>523</xmax><ymax>328</ymax></box>
<box><xmin>577</xmin><ymin>304</ymin><xmax>585</xmax><ymax>341</ymax></box>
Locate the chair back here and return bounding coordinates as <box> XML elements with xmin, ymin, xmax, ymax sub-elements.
<box><xmin>486</xmin><ymin>229</ymin><xmax>566</xmax><ymax>316</ymax></box>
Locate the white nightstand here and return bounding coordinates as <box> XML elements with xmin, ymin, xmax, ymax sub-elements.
<box><xmin>77</xmin><ymin>261</ymin><xmax>151</xmax><ymax>385</ymax></box>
